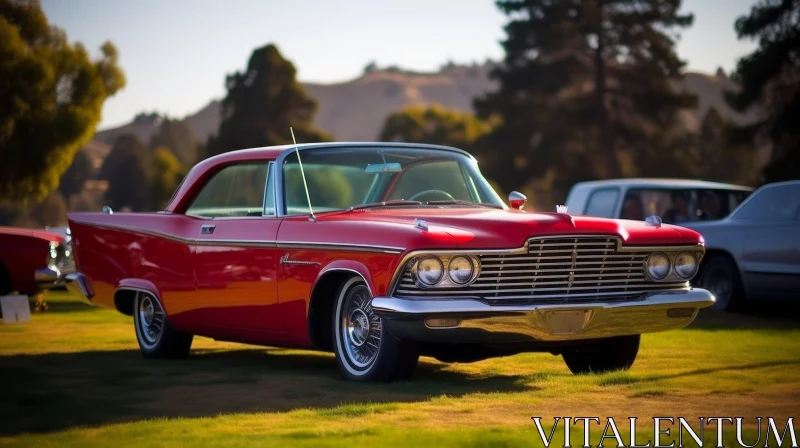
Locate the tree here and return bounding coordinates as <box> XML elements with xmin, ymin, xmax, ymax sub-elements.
<box><xmin>475</xmin><ymin>0</ymin><xmax>697</xmax><ymax>206</ymax></box>
<box><xmin>149</xmin><ymin>118</ymin><xmax>198</xmax><ymax>165</ymax></box>
<box><xmin>726</xmin><ymin>0</ymin><xmax>800</xmax><ymax>183</ymax></box>
<box><xmin>149</xmin><ymin>147</ymin><xmax>186</xmax><ymax>210</ymax></box>
<box><xmin>58</xmin><ymin>149</ymin><xmax>92</xmax><ymax>199</ymax></box>
<box><xmin>692</xmin><ymin>108</ymin><xmax>757</xmax><ymax>185</ymax></box>
<box><xmin>0</xmin><ymin>0</ymin><xmax>125</xmax><ymax>200</ymax></box>
<box><xmin>101</xmin><ymin>135</ymin><xmax>149</xmax><ymax>212</ymax></box>
<box><xmin>206</xmin><ymin>44</ymin><xmax>331</xmax><ymax>157</ymax></box>
<box><xmin>379</xmin><ymin>105</ymin><xmax>492</xmax><ymax>149</ymax></box>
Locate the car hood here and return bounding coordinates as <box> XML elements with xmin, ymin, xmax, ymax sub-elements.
<box><xmin>294</xmin><ymin>207</ymin><xmax>703</xmax><ymax>251</ymax></box>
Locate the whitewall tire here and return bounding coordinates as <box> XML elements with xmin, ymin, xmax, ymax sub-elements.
<box><xmin>333</xmin><ymin>277</ymin><xmax>418</xmax><ymax>381</ymax></box>
<box><xmin>133</xmin><ymin>291</ymin><xmax>193</xmax><ymax>358</ymax></box>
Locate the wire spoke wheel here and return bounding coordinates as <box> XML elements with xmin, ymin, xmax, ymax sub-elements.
<box><xmin>137</xmin><ymin>293</ymin><xmax>165</xmax><ymax>348</ymax></box>
<box><xmin>340</xmin><ymin>284</ymin><xmax>381</xmax><ymax>369</ymax></box>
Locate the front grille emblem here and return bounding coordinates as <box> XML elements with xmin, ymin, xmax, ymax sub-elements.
<box><xmin>568</xmin><ymin>248</ymin><xmax>577</xmax><ymax>287</ymax></box>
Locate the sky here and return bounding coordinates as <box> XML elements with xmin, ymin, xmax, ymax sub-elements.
<box><xmin>41</xmin><ymin>0</ymin><xmax>759</xmax><ymax>130</ymax></box>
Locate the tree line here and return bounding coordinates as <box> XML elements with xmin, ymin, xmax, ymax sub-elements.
<box><xmin>1</xmin><ymin>0</ymin><xmax>797</xmax><ymax>223</ymax></box>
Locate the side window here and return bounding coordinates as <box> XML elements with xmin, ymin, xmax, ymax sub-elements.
<box><xmin>186</xmin><ymin>163</ymin><xmax>268</xmax><ymax>218</ymax></box>
<box><xmin>585</xmin><ymin>188</ymin><xmax>620</xmax><ymax>218</ymax></box>
<box><xmin>730</xmin><ymin>184</ymin><xmax>800</xmax><ymax>223</ymax></box>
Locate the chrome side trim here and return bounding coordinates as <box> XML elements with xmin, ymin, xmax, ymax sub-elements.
<box><xmin>277</xmin><ymin>241</ymin><xmax>404</xmax><ymax>254</ymax></box>
<box><xmin>386</xmin><ymin>235</ymin><xmax>705</xmax><ymax>295</ymax></box>
<box><xmin>280</xmin><ymin>253</ymin><xmax>321</xmax><ymax>266</ymax></box>
<box><xmin>70</xmin><ymin>220</ymin><xmax>405</xmax><ymax>253</ymax></box>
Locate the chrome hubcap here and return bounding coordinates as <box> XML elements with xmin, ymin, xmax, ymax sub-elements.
<box><xmin>341</xmin><ymin>285</ymin><xmax>381</xmax><ymax>368</ymax></box>
<box><xmin>138</xmin><ymin>295</ymin><xmax>164</xmax><ymax>345</ymax></box>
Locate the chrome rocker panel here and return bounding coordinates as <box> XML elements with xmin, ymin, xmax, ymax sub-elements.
<box><xmin>371</xmin><ymin>288</ymin><xmax>715</xmax><ymax>343</ymax></box>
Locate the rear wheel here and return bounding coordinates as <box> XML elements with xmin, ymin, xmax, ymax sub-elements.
<box><xmin>333</xmin><ymin>277</ymin><xmax>418</xmax><ymax>381</ymax></box>
<box><xmin>562</xmin><ymin>335</ymin><xmax>640</xmax><ymax>374</ymax></box>
<box><xmin>697</xmin><ymin>255</ymin><xmax>743</xmax><ymax>311</ymax></box>
<box><xmin>133</xmin><ymin>292</ymin><xmax>193</xmax><ymax>358</ymax></box>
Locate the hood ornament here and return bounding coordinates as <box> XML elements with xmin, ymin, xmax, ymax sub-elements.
<box><xmin>414</xmin><ymin>218</ymin><xmax>428</xmax><ymax>231</ymax></box>
<box><xmin>556</xmin><ymin>205</ymin><xmax>568</xmax><ymax>214</ymax></box>
<box><xmin>645</xmin><ymin>215</ymin><xmax>662</xmax><ymax>227</ymax></box>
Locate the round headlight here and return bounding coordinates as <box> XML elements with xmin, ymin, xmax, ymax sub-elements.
<box><xmin>416</xmin><ymin>256</ymin><xmax>444</xmax><ymax>286</ymax></box>
<box><xmin>646</xmin><ymin>252</ymin><xmax>671</xmax><ymax>280</ymax></box>
<box><xmin>674</xmin><ymin>251</ymin><xmax>698</xmax><ymax>279</ymax></box>
<box><xmin>448</xmin><ymin>256</ymin><xmax>475</xmax><ymax>284</ymax></box>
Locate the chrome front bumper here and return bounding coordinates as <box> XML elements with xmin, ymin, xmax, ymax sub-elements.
<box><xmin>372</xmin><ymin>288</ymin><xmax>715</xmax><ymax>343</ymax></box>
<box><xmin>35</xmin><ymin>269</ymin><xmax>95</xmax><ymax>306</ymax></box>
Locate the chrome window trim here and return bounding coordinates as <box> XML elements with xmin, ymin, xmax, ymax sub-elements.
<box><xmin>262</xmin><ymin>161</ymin><xmax>276</xmax><ymax>217</ymax></box>
<box><xmin>387</xmin><ymin>234</ymin><xmax>705</xmax><ymax>295</ymax></box>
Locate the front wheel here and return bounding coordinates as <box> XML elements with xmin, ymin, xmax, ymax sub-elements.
<box><xmin>562</xmin><ymin>335</ymin><xmax>640</xmax><ymax>374</ymax></box>
<box><xmin>696</xmin><ymin>256</ymin><xmax>743</xmax><ymax>311</ymax></box>
<box><xmin>333</xmin><ymin>277</ymin><xmax>419</xmax><ymax>381</ymax></box>
<box><xmin>133</xmin><ymin>292</ymin><xmax>193</xmax><ymax>358</ymax></box>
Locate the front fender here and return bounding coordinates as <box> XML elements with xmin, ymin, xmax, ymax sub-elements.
<box><xmin>315</xmin><ymin>260</ymin><xmax>376</xmax><ymax>296</ymax></box>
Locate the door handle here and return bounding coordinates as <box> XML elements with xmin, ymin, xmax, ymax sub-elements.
<box><xmin>200</xmin><ymin>224</ymin><xmax>216</xmax><ymax>235</ymax></box>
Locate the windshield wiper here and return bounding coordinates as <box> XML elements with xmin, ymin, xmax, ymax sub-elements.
<box><xmin>348</xmin><ymin>199</ymin><xmax>422</xmax><ymax>212</ymax></box>
<box><xmin>425</xmin><ymin>199</ymin><xmax>504</xmax><ymax>209</ymax></box>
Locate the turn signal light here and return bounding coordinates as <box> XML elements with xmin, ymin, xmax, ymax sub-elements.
<box><xmin>667</xmin><ymin>308</ymin><xmax>695</xmax><ymax>318</ymax></box>
<box><xmin>425</xmin><ymin>317</ymin><xmax>461</xmax><ymax>328</ymax></box>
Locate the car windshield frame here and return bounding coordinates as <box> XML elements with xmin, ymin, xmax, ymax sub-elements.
<box><xmin>273</xmin><ymin>144</ymin><xmax>505</xmax><ymax>217</ymax></box>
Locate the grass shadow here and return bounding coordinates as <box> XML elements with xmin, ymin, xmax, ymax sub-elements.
<box><xmin>689</xmin><ymin>305</ymin><xmax>800</xmax><ymax>330</ymax></box>
<box><xmin>0</xmin><ymin>348</ymin><xmax>533</xmax><ymax>436</ymax></box>
<box><xmin>596</xmin><ymin>359</ymin><xmax>800</xmax><ymax>387</ymax></box>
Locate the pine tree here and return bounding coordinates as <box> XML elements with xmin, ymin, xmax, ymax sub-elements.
<box><xmin>0</xmin><ymin>0</ymin><xmax>125</xmax><ymax>200</ymax></box>
<box><xmin>206</xmin><ymin>44</ymin><xmax>331</xmax><ymax>157</ymax></box>
<box><xmin>101</xmin><ymin>135</ymin><xmax>150</xmax><ymax>212</ymax></box>
<box><xmin>475</xmin><ymin>0</ymin><xmax>697</xmax><ymax>205</ymax></box>
<box><xmin>149</xmin><ymin>118</ymin><xmax>197</xmax><ymax>165</ymax></box>
<box><xmin>727</xmin><ymin>0</ymin><xmax>800</xmax><ymax>183</ymax></box>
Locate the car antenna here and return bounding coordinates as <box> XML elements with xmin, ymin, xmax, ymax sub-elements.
<box><xmin>290</xmin><ymin>127</ymin><xmax>315</xmax><ymax>222</ymax></box>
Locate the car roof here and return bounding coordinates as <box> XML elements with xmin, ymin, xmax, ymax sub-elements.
<box><xmin>571</xmin><ymin>178</ymin><xmax>754</xmax><ymax>191</ymax></box>
<box><xmin>165</xmin><ymin>142</ymin><xmax>474</xmax><ymax>213</ymax></box>
<box><xmin>202</xmin><ymin>142</ymin><xmax>474</xmax><ymax>166</ymax></box>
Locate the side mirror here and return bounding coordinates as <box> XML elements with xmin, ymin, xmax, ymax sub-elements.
<box><xmin>508</xmin><ymin>191</ymin><xmax>527</xmax><ymax>210</ymax></box>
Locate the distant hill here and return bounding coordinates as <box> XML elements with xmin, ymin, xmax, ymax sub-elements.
<box><xmin>91</xmin><ymin>63</ymin><xmax>761</xmax><ymax>155</ymax></box>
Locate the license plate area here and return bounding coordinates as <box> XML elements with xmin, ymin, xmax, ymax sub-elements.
<box><xmin>543</xmin><ymin>310</ymin><xmax>588</xmax><ymax>335</ymax></box>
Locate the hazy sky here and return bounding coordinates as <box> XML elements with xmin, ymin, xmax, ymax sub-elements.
<box><xmin>41</xmin><ymin>0</ymin><xmax>759</xmax><ymax>130</ymax></box>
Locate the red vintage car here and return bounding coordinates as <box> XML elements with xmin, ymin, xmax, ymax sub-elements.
<box><xmin>0</xmin><ymin>226</ymin><xmax>72</xmax><ymax>297</ymax></box>
<box><xmin>64</xmin><ymin>143</ymin><xmax>714</xmax><ymax>381</ymax></box>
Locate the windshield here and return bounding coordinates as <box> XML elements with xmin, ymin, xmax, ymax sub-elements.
<box><xmin>282</xmin><ymin>147</ymin><xmax>504</xmax><ymax>215</ymax></box>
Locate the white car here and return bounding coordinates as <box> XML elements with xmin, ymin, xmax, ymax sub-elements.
<box><xmin>565</xmin><ymin>179</ymin><xmax>753</xmax><ymax>224</ymax></box>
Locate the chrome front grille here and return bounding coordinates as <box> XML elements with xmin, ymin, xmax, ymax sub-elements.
<box><xmin>394</xmin><ymin>236</ymin><xmax>689</xmax><ymax>305</ymax></box>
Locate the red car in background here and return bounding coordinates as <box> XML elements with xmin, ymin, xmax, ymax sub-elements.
<box><xmin>63</xmin><ymin>142</ymin><xmax>715</xmax><ymax>381</ymax></box>
<box><xmin>0</xmin><ymin>226</ymin><xmax>72</xmax><ymax>297</ymax></box>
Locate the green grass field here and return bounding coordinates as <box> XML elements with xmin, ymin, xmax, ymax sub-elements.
<box><xmin>0</xmin><ymin>292</ymin><xmax>798</xmax><ymax>447</ymax></box>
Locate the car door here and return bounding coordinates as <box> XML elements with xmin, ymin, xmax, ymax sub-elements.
<box><xmin>732</xmin><ymin>183</ymin><xmax>800</xmax><ymax>299</ymax></box>
<box><xmin>188</xmin><ymin>161</ymin><xmax>284</xmax><ymax>337</ymax></box>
